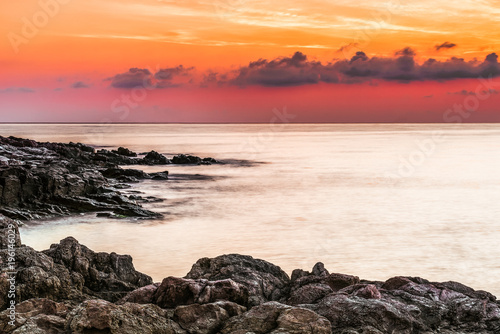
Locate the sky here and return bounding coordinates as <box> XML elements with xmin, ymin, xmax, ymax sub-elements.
<box><xmin>0</xmin><ymin>0</ymin><xmax>499</xmax><ymax>122</ymax></box>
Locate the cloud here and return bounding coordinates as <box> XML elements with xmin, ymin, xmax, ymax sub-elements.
<box><xmin>0</xmin><ymin>87</ymin><xmax>35</xmax><ymax>93</ymax></box>
<box><xmin>110</xmin><ymin>68</ymin><xmax>152</xmax><ymax>89</ymax></box>
<box><xmin>108</xmin><ymin>50</ymin><xmax>500</xmax><ymax>89</ymax></box>
<box><xmin>449</xmin><ymin>89</ymin><xmax>499</xmax><ymax>96</ymax></box>
<box><xmin>109</xmin><ymin>66</ymin><xmax>194</xmax><ymax>89</ymax></box>
<box><xmin>227</xmin><ymin>50</ymin><xmax>500</xmax><ymax>87</ymax></box>
<box><xmin>71</xmin><ymin>81</ymin><xmax>91</xmax><ymax>89</ymax></box>
<box><xmin>435</xmin><ymin>42</ymin><xmax>457</xmax><ymax>51</ymax></box>
<box><xmin>155</xmin><ymin>65</ymin><xmax>193</xmax><ymax>80</ymax></box>
<box><xmin>230</xmin><ymin>52</ymin><xmax>327</xmax><ymax>87</ymax></box>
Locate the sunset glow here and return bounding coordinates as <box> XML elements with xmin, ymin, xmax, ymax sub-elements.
<box><xmin>1</xmin><ymin>0</ymin><xmax>499</xmax><ymax>122</ymax></box>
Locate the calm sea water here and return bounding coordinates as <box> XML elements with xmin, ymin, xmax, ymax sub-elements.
<box><xmin>2</xmin><ymin>124</ymin><xmax>500</xmax><ymax>296</ymax></box>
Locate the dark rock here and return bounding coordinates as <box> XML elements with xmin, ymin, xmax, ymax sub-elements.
<box><xmin>172</xmin><ymin>154</ymin><xmax>201</xmax><ymax>164</ymax></box>
<box><xmin>42</xmin><ymin>237</ymin><xmax>152</xmax><ymax>302</ymax></box>
<box><xmin>113</xmin><ymin>147</ymin><xmax>137</xmax><ymax>157</ymax></box>
<box><xmin>142</xmin><ymin>151</ymin><xmax>169</xmax><ymax>165</ymax></box>
<box><xmin>150</xmin><ymin>171</ymin><xmax>169</xmax><ymax>180</ymax></box>
<box><xmin>101</xmin><ymin>167</ymin><xmax>150</xmax><ymax>179</ymax></box>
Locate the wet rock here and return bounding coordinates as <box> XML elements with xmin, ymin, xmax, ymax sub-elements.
<box><xmin>101</xmin><ymin>167</ymin><xmax>150</xmax><ymax>179</ymax></box>
<box><xmin>142</xmin><ymin>150</ymin><xmax>169</xmax><ymax>165</ymax></box>
<box><xmin>113</xmin><ymin>147</ymin><xmax>137</xmax><ymax>157</ymax></box>
<box><xmin>172</xmin><ymin>154</ymin><xmax>201</xmax><ymax>164</ymax></box>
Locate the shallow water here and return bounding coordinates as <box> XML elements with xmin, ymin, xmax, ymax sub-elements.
<box><xmin>2</xmin><ymin>123</ymin><xmax>500</xmax><ymax>296</ymax></box>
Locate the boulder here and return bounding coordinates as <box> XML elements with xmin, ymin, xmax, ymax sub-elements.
<box><xmin>186</xmin><ymin>254</ymin><xmax>290</xmax><ymax>306</ymax></box>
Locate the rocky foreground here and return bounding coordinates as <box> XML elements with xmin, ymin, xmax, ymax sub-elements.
<box><xmin>1</xmin><ymin>217</ymin><xmax>499</xmax><ymax>334</ymax></box>
<box><xmin>0</xmin><ymin>135</ymin><xmax>217</xmax><ymax>220</ymax></box>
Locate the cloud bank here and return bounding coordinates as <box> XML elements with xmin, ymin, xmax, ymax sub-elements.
<box><xmin>107</xmin><ymin>48</ymin><xmax>500</xmax><ymax>89</ymax></box>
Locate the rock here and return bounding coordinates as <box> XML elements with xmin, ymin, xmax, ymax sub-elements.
<box><xmin>142</xmin><ymin>151</ymin><xmax>169</xmax><ymax>165</ymax></box>
<box><xmin>0</xmin><ymin>298</ymin><xmax>69</xmax><ymax>334</ymax></box>
<box><xmin>150</xmin><ymin>171</ymin><xmax>169</xmax><ymax>180</ymax></box>
<box><xmin>66</xmin><ymin>299</ymin><xmax>185</xmax><ymax>334</ymax></box>
<box><xmin>153</xmin><ymin>277</ymin><xmax>249</xmax><ymax>308</ymax></box>
<box><xmin>0</xmin><ymin>215</ymin><xmax>21</xmax><ymax>249</ymax></box>
<box><xmin>287</xmin><ymin>283</ymin><xmax>333</xmax><ymax>306</ymax></box>
<box><xmin>173</xmin><ymin>301</ymin><xmax>245</xmax><ymax>334</ymax></box>
<box><xmin>172</xmin><ymin>154</ymin><xmax>201</xmax><ymax>164</ymax></box>
<box><xmin>43</xmin><ymin>237</ymin><xmax>152</xmax><ymax>302</ymax></box>
<box><xmin>220</xmin><ymin>301</ymin><xmax>331</xmax><ymax>334</ymax></box>
<box><xmin>186</xmin><ymin>254</ymin><xmax>290</xmax><ymax>306</ymax></box>
<box><xmin>118</xmin><ymin>283</ymin><xmax>160</xmax><ymax>305</ymax></box>
<box><xmin>113</xmin><ymin>147</ymin><xmax>137</xmax><ymax>157</ymax></box>
<box><xmin>101</xmin><ymin>167</ymin><xmax>150</xmax><ymax>179</ymax></box>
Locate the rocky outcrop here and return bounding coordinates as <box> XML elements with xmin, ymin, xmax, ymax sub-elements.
<box><xmin>0</xmin><ymin>219</ymin><xmax>152</xmax><ymax>314</ymax></box>
<box><xmin>0</xmin><ymin>135</ymin><xmax>219</xmax><ymax>220</ymax></box>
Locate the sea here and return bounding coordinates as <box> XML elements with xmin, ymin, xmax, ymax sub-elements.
<box><xmin>1</xmin><ymin>123</ymin><xmax>499</xmax><ymax>296</ymax></box>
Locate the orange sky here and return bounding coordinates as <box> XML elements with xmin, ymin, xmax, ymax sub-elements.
<box><xmin>1</xmin><ymin>0</ymin><xmax>499</xmax><ymax>122</ymax></box>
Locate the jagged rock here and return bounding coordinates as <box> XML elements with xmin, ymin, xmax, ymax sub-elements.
<box><xmin>186</xmin><ymin>254</ymin><xmax>290</xmax><ymax>306</ymax></box>
<box><xmin>42</xmin><ymin>237</ymin><xmax>152</xmax><ymax>302</ymax></box>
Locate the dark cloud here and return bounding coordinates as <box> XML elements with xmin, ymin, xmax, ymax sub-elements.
<box><xmin>231</xmin><ymin>52</ymin><xmax>324</xmax><ymax>87</ymax></box>
<box><xmin>228</xmin><ymin>50</ymin><xmax>500</xmax><ymax>87</ymax></box>
<box><xmin>449</xmin><ymin>89</ymin><xmax>499</xmax><ymax>96</ymax></box>
<box><xmin>110</xmin><ymin>66</ymin><xmax>195</xmax><ymax>89</ymax></box>
<box><xmin>71</xmin><ymin>81</ymin><xmax>90</xmax><ymax>89</ymax></box>
<box><xmin>108</xmin><ymin>50</ymin><xmax>500</xmax><ymax>89</ymax></box>
<box><xmin>154</xmin><ymin>65</ymin><xmax>193</xmax><ymax>80</ymax></box>
<box><xmin>0</xmin><ymin>87</ymin><xmax>35</xmax><ymax>93</ymax></box>
<box><xmin>110</xmin><ymin>68</ymin><xmax>152</xmax><ymax>89</ymax></box>
<box><xmin>395</xmin><ymin>47</ymin><xmax>417</xmax><ymax>57</ymax></box>
<box><xmin>435</xmin><ymin>42</ymin><xmax>457</xmax><ymax>51</ymax></box>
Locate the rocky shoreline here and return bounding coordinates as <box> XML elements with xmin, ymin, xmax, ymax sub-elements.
<box><xmin>1</xmin><ymin>135</ymin><xmax>500</xmax><ymax>333</ymax></box>
<box><xmin>0</xmin><ymin>135</ymin><xmax>217</xmax><ymax>221</ymax></box>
